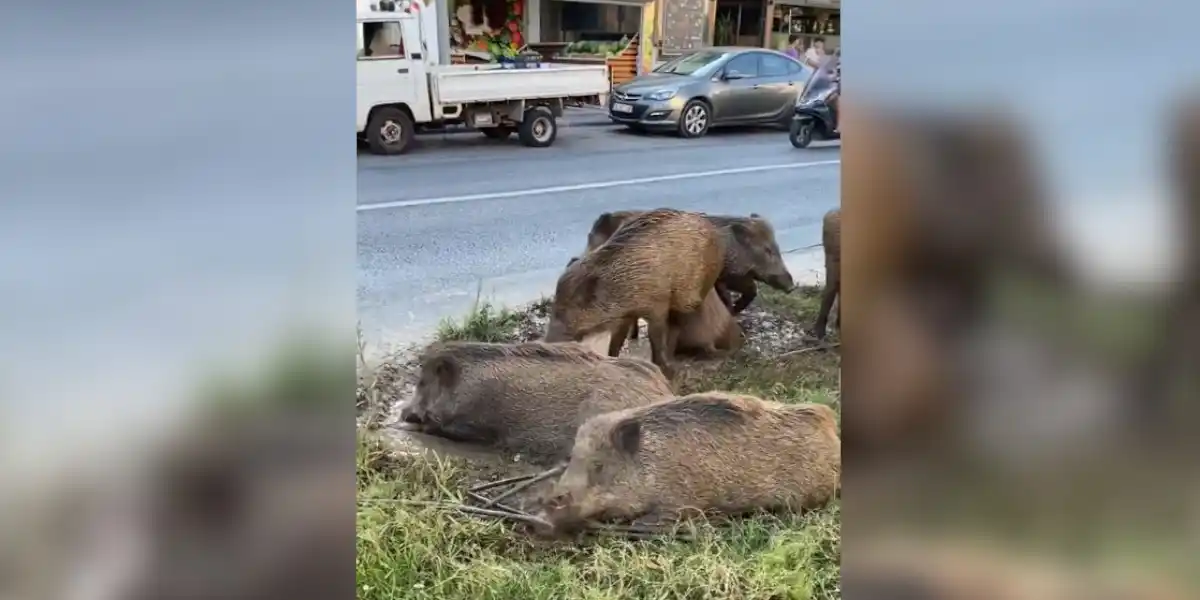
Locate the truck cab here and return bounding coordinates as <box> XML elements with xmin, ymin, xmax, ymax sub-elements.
<box><xmin>357</xmin><ymin>3</ymin><xmax>437</xmax><ymax>154</ymax></box>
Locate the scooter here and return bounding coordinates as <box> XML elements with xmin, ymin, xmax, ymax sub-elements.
<box><xmin>789</xmin><ymin>93</ymin><xmax>839</xmax><ymax>149</ymax></box>
<box><xmin>789</xmin><ymin>50</ymin><xmax>840</xmax><ymax>149</ymax></box>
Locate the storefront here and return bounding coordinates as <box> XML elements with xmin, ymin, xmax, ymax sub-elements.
<box><xmin>438</xmin><ymin>0</ymin><xmax>726</xmax><ymax>75</ymax></box>
<box><xmin>765</xmin><ymin>0</ymin><xmax>839</xmax><ymax>54</ymax></box>
<box><xmin>528</xmin><ymin>0</ymin><xmax>645</xmax><ymax>64</ymax></box>
<box><xmin>525</xmin><ymin>0</ymin><xmax>660</xmax><ymax>80</ymax></box>
<box><xmin>446</xmin><ymin>0</ymin><xmax>529</xmax><ymax>60</ymax></box>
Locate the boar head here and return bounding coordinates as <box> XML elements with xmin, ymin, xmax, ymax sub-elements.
<box><xmin>540</xmin><ymin>413</ymin><xmax>648</xmax><ymax>534</ymax></box>
<box><xmin>728</xmin><ymin>218</ymin><xmax>795</xmax><ymax>292</ymax></box>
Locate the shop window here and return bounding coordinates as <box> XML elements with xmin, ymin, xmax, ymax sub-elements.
<box><xmin>737</xmin><ymin>4</ymin><xmax>762</xmax><ymax>37</ymax></box>
<box><xmin>360</xmin><ymin>21</ymin><xmax>405</xmax><ymax>59</ymax></box>
<box><xmin>725</xmin><ymin>53</ymin><xmax>759</xmax><ymax>78</ymax></box>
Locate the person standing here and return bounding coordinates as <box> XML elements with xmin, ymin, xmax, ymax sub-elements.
<box><xmin>804</xmin><ymin>37</ymin><xmax>826</xmax><ymax>68</ymax></box>
<box><xmin>784</xmin><ymin>35</ymin><xmax>803</xmax><ymax>60</ymax></box>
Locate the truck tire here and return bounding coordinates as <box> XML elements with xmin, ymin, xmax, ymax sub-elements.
<box><xmin>366</xmin><ymin>107</ymin><xmax>415</xmax><ymax>155</ymax></box>
<box><xmin>482</xmin><ymin>126</ymin><xmax>513</xmax><ymax>140</ymax></box>
<box><xmin>518</xmin><ymin>106</ymin><xmax>557</xmax><ymax>148</ymax></box>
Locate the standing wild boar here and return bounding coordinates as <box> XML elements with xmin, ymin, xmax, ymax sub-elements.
<box><xmin>539</xmin><ymin>392</ymin><xmax>841</xmax><ymax>533</ymax></box>
<box><xmin>398</xmin><ymin>341</ymin><xmax>673</xmax><ymax>465</ymax></box>
<box><xmin>812</xmin><ymin>208</ymin><xmax>841</xmax><ymax>340</ymax></box>
<box><xmin>585</xmin><ymin>209</ymin><xmax>794</xmax><ymax>316</ymax></box>
<box><xmin>562</xmin><ymin>256</ymin><xmax>741</xmax><ymax>357</ymax></box>
<box><xmin>545</xmin><ymin>208</ymin><xmax>724</xmax><ymax>379</ymax></box>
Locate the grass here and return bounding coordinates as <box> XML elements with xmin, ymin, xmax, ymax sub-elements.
<box><xmin>357</xmin><ymin>287</ymin><xmax>841</xmax><ymax>599</ymax></box>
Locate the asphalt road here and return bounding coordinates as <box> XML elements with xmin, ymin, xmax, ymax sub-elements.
<box><xmin>357</xmin><ymin>119</ymin><xmax>841</xmax><ymax>354</ymax></box>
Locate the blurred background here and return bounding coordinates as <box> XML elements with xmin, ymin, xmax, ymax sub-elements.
<box><xmin>842</xmin><ymin>0</ymin><xmax>1200</xmax><ymax>597</ymax></box>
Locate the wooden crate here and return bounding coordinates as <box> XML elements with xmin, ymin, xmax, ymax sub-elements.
<box><xmin>605</xmin><ymin>35</ymin><xmax>641</xmax><ymax>87</ymax></box>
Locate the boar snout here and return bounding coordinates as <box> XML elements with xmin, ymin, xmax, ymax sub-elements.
<box><xmin>539</xmin><ymin>492</ymin><xmax>589</xmax><ymax>536</ymax></box>
<box><xmin>399</xmin><ymin>404</ymin><xmax>422</xmax><ymax>424</ymax></box>
<box><xmin>768</xmin><ymin>271</ymin><xmax>796</xmax><ymax>292</ymax></box>
<box><xmin>543</xmin><ymin>318</ymin><xmax>572</xmax><ymax>343</ymax></box>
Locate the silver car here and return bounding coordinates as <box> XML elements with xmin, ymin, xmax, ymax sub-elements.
<box><xmin>608</xmin><ymin>47</ymin><xmax>814</xmax><ymax>138</ymax></box>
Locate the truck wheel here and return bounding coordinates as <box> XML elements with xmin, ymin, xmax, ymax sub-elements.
<box><xmin>366</xmin><ymin>107</ymin><xmax>415</xmax><ymax>155</ymax></box>
<box><xmin>482</xmin><ymin>126</ymin><xmax>513</xmax><ymax>140</ymax></box>
<box><xmin>518</xmin><ymin>106</ymin><xmax>557</xmax><ymax>148</ymax></box>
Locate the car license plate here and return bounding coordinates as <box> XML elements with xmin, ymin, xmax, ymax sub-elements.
<box><xmin>612</xmin><ymin>102</ymin><xmax>633</xmax><ymax>114</ymax></box>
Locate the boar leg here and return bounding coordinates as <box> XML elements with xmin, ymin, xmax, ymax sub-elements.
<box><xmin>666</xmin><ymin>319</ymin><xmax>682</xmax><ymax>358</ymax></box>
<box><xmin>423</xmin><ymin>419</ymin><xmax>497</xmax><ymax>445</ymax></box>
<box><xmin>630</xmin><ymin>510</ymin><xmax>683</xmax><ymax>529</ymax></box>
<box><xmin>645</xmin><ymin>312</ymin><xmax>677</xmax><ymax>379</ymax></box>
<box><xmin>714</xmin><ymin>281</ymin><xmax>735</xmax><ymax>311</ymax></box>
<box><xmin>628</xmin><ymin>318</ymin><xmax>639</xmax><ymax>341</ymax></box>
<box><xmin>813</xmin><ymin>282</ymin><xmax>838</xmax><ymax>340</ymax></box>
<box><xmin>729</xmin><ymin>280</ymin><xmax>758</xmax><ymax>315</ymax></box>
<box><xmin>832</xmin><ymin>294</ymin><xmax>841</xmax><ymax>333</ymax></box>
<box><xmin>608</xmin><ymin>319</ymin><xmax>634</xmax><ymax>357</ymax></box>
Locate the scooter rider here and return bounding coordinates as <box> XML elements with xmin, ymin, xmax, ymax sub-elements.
<box><xmin>827</xmin><ymin>52</ymin><xmax>841</xmax><ymax>133</ymax></box>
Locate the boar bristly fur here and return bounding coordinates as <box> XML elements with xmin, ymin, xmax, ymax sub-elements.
<box><xmin>399</xmin><ymin>340</ymin><xmax>673</xmax><ymax>464</ymax></box>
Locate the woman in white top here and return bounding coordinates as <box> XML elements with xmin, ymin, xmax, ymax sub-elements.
<box><xmin>803</xmin><ymin>37</ymin><xmax>826</xmax><ymax>69</ymax></box>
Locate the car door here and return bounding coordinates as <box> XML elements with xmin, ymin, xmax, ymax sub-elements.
<box><xmin>755</xmin><ymin>52</ymin><xmax>806</xmax><ymax>121</ymax></box>
<box><xmin>709</xmin><ymin>52</ymin><xmax>761</xmax><ymax>124</ymax></box>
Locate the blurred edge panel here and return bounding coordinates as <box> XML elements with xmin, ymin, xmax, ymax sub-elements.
<box><xmin>0</xmin><ymin>1</ymin><xmax>355</xmax><ymax>599</ymax></box>
<box><xmin>842</xmin><ymin>0</ymin><xmax>1199</xmax><ymax>597</ymax></box>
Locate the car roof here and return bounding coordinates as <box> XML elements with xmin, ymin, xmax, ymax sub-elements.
<box><xmin>706</xmin><ymin>46</ymin><xmax>789</xmax><ymax>54</ymax></box>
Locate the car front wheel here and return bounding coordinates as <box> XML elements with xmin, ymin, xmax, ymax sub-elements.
<box><xmin>678</xmin><ymin>100</ymin><xmax>711</xmax><ymax>138</ymax></box>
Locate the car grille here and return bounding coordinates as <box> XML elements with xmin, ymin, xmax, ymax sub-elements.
<box><xmin>611</xmin><ymin>91</ymin><xmax>642</xmax><ymax>102</ymax></box>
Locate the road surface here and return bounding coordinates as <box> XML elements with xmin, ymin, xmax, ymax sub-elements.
<box><xmin>357</xmin><ymin>120</ymin><xmax>842</xmax><ymax>354</ymax></box>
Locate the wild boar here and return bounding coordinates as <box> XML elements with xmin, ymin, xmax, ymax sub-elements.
<box><xmin>583</xmin><ymin>210</ymin><xmax>795</xmax><ymax>315</ymax></box>
<box><xmin>812</xmin><ymin>207</ymin><xmax>841</xmax><ymax>340</ymax></box>
<box><xmin>545</xmin><ymin>208</ymin><xmax>724</xmax><ymax>379</ymax></box>
<box><xmin>539</xmin><ymin>392</ymin><xmax>841</xmax><ymax>533</ymax></box>
<box><xmin>399</xmin><ymin>340</ymin><xmax>673</xmax><ymax>465</ymax></box>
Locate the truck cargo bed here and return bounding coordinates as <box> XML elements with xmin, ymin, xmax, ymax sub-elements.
<box><xmin>430</xmin><ymin>63</ymin><xmax>610</xmax><ymax>106</ymax></box>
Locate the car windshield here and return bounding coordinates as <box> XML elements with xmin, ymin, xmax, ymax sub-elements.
<box><xmin>653</xmin><ymin>51</ymin><xmax>727</xmax><ymax>76</ymax></box>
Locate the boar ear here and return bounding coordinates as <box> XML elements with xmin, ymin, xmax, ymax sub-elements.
<box><xmin>749</xmin><ymin>212</ymin><xmax>761</xmax><ymax>219</ymax></box>
<box><xmin>610</xmin><ymin>419</ymin><xmax>642</xmax><ymax>455</ymax></box>
<box><xmin>429</xmin><ymin>356</ymin><xmax>460</xmax><ymax>388</ymax></box>
<box><xmin>593</xmin><ymin>212</ymin><xmax>617</xmax><ymax>235</ymax></box>
<box><xmin>566</xmin><ymin>256</ymin><xmax>580</xmax><ymax>268</ymax></box>
<box><xmin>729</xmin><ymin>221</ymin><xmax>751</xmax><ymax>240</ymax></box>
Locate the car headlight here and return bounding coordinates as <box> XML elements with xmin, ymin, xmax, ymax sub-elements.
<box><xmin>646</xmin><ymin>90</ymin><xmax>676</xmax><ymax>101</ymax></box>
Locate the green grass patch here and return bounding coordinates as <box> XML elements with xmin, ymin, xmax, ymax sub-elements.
<box><xmin>436</xmin><ymin>302</ymin><xmax>524</xmax><ymax>343</ymax></box>
<box><xmin>358</xmin><ymin>287</ymin><xmax>841</xmax><ymax>599</ymax></box>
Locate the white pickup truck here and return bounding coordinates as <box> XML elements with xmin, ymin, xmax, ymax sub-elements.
<box><xmin>357</xmin><ymin>1</ymin><xmax>611</xmax><ymax>154</ymax></box>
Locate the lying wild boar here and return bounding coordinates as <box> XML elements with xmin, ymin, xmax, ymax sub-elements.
<box><xmin>539</xmin><ymin>392</ymin><xmax>841</xmax><ymax>533</ymax></box>
<box><xmin>399</xmin><ymin>340</ymin><xmax>673</xmax><ymax>465</ymax></box>
<box><xmin>673</xmin><ymin>288</ymin><xmax>743</xmax><ymax>357</ymax></box>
